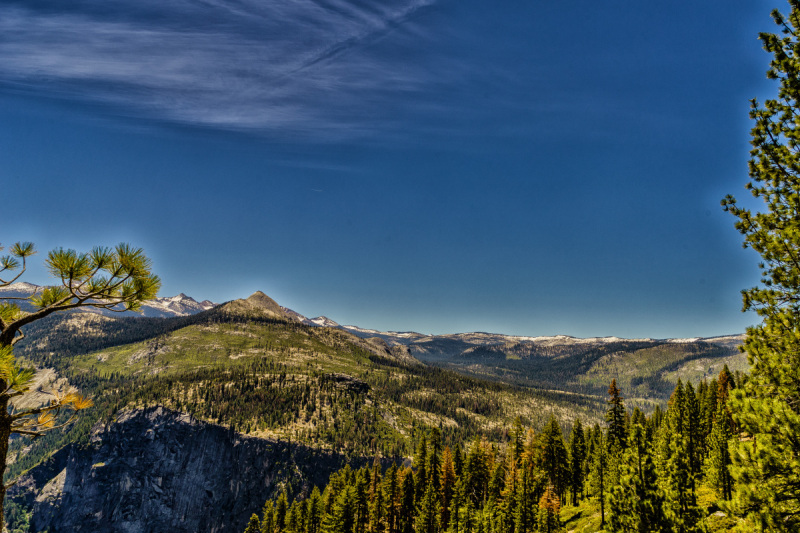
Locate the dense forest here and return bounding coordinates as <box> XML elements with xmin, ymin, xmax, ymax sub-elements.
<box><xmin>242</xmin><ymin>370</ymin><xmax>742</xmax><ymax>533</ymax></box>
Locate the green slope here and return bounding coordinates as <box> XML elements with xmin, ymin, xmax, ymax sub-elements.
<box><xmin>8</xmin><ymin>302</ymin><xmax>605</xmax><ymax>483</ymax></box>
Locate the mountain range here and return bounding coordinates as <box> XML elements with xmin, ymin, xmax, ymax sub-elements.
<box><xmin>3</xmin><ymin>287</ymin><xmax>750</xmax><ymax>532</ymax></box>
<box><xmin>2</xmin><ymin>282</ymin><xmax>744</xmax><ymax>356</ymax></box>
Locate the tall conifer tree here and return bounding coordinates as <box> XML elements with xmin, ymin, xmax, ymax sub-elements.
<box><xmin>705</xmin><ymin>401</ymin><xmax>734</xmax><ymax>502</ymax></box>
<box><xmin>721</xmin><ymin>2</ymin><xmax>800</xmax><ymax>529</ymax></box>
<box><xmin>568</xmin><ymin>420</ymin><xmax>586</xmax><ymax>505</ymax></box>
<box><xmin>607</xmin><ymin>424</ymin><xmax>667</xmax><ymax>533</ymax></box>
<box><xmin>606</xmin><ymin>380</ymin><xmax>627</xmax><ymax>450</ymax></box>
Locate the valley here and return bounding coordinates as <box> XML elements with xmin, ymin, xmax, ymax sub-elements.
<box><xmin>4</xmin><ymin>288</ymin><xmax>748</xmax><ymax>531</ymax></box>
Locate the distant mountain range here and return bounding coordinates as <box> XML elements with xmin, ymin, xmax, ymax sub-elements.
<box><xmin>0</xmin><ymin>282</ymin><xmax>216</xmax><ymax>318</ymax></box>
<box><xmin>1</xmin><ymin>282</ymin><xmax>744</xmax><ymax>354</ymax></box>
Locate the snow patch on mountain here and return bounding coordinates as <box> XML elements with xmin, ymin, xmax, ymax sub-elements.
<box><xmin>309</xmin><ymin>316</ymin><xmax>340</xmax><ymax>328</ymax></box>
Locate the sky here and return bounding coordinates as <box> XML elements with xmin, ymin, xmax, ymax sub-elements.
<box><xmin>0</xmin><ymin>0</ymin><xmax>782</xmax><ymax>339</ymax></box>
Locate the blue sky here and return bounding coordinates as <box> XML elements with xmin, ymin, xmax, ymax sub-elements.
<box><xmin>0</xmin><ymin>0</ymin><xmax>779</xmax><ymax>338</ymax></box>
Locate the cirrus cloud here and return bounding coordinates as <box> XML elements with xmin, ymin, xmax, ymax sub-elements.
<box><xmin>0</xmin><ymin>0</ymin><xmax>440</xmax><ymax>136</ymax></box>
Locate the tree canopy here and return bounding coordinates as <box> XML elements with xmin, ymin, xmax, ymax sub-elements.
<box><xmin>721</xmin><ymin>2</ymin><xmax>800</xmax><ymax>529</ymax></box>
<box><xmin>0</xmin><ymin>240</ymin><xmax>160</xmax><ymax>531</ymax></box>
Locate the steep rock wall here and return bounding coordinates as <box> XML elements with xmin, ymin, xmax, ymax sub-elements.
<box><xmin>10</xmin><ymin>407</ymin><xmax>361</xmax><ymax>533</ymax></box>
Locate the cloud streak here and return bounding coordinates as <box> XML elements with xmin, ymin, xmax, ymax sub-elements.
<box><xmin>0</xmin><ymin>0</ymin><xmax>439</xmax><ymax>136</ymax></box>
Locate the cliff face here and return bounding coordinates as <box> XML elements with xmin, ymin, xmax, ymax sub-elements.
<box><xmin>11</xmin><ymin>407</ymin><xmax>357</xmax><ymax>533</ymax></box>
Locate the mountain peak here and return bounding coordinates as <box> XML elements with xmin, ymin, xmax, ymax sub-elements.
<box><xmin>0</xmin><ymin>281</ymin><xmax>41</xmax><ymax>293</ymax></box>
<box><xmin>218</xmin><ymin>291</ymin><xmax>289</xmax><ymax>321</ymax></box>
<box><xmin>246</xmin><ymin>291</ymin><xmax>281</xmax><ymax>309</ymax></box>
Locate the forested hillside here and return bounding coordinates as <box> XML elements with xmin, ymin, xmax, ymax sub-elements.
<box><xmin>241</xmin><ymin>371</ymin><xmax>743</xmax><ymax>533</ymax></box>
<box><xmin>7</xmin><ymin>294</ymin><xmax>604</xmax><ymax>489</ymax></box>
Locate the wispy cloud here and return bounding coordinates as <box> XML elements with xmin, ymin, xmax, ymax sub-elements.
<box><xmin>0</xmin><ymin>0</ymin><xmax>439</xmax><ymax>137</ymax></box>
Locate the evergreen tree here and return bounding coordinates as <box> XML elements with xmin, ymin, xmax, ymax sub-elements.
<box><xmin>705</xmin><ymin>400</ymin><xmax>734</xmax><ymax>501</ymax></box>
<box><xmin>721</xmin><ymin>3</ymin><xmax>800</xmax><ymax>530</ymax></box>
<box><xmin>246</xmin><ymin>514</ymin><xmax>263</xmax><ymax>533</ymax></box>
<box><xmin>683</xmin><ymin>382</ymin><xmax>702</xmax><ymax>493</ymax></box>
<box><xmin>415</xmin><ymin>484</ymin><xmax>441</xmax><ymax>533</ymax></box>
<box><xmin>369</xmin><ymin>477</ymin><xmax>385</xmax><ymax>533</ymax></box>
<box><xmin>497</xmin><ymin>459</ymin><xmax>519</xmax><ymax>533</ymax></box>
<box><xmin>606</xmin><ymin>379</ymin><xmax>627</xmax><ymax>450</ymax></box>
<box><xmin>308</xmin><ymin>488</ymin><xmax>324</xmax><ymax>533</ymax></box>
<box><xmin>511</xmin><ymin>417</ymin><xmax>525</xmax><ymax>465</ymax></box>
<box><xmin>354</xmin><ymin>470</ymin><xmax>371</xmax><ymax>533</ymax></box>
<box><xmin>537</xmin><ymin>417</ymin><xmax>569</xmax><ymax>504</ymax></box>
<box><xmin>453</xmin><ymin>445</ymin><xmax>464</xmax><ymax>480</ymax></box>
<box><xmin>607</xmin><ymin>424</ymin><xmax>667</xmax><ymax>533</ymax></box>
<box><xmin>567</xmin><ymin>420</ymin><xmax>586</xmax><ymax>505</ymax></box>
<box><xmin>447</xmin><ymin>477</ymin><xmax>466</xmax><ymax>533</ymax></box>
<box><xmin>287</xmin><ymin>501</ymin><xmax>302</xmax><ymax>533</ymax></box>
<box><xmin>535</xmin><ymin>485</ymin><xmax>562</xmax><ymax>533</ymax></box>
<box><xmin>0</xmin><ymin>242</ymin><xmax>160</xmax><ymax>529</ymax></box>
<box><xmin>415</xmin><ymin>434</ymin><xmax>429</xmax><ymax>504</ymax></box>
<box><xmin>486</xmin><ymin>458</ymin><xmax>506</xmax><ymax>507</ymax></box>
<box><xmin>464</xmin><ymin>438</ymin><xmax>489</xmax><ymax>507</ymax></box>
<box><xmin>261</xmin><ymin>500</ymin><xmax>276</xmax><ymax>533</ymax></box>
<box><xmin>427</xmin><ymin>428</ymin><xmax>443</xmax><ymax>494</ymax></box>
<box><xmin>276</xmin><ymin>492</ymin><xmax>289</xmax><ymax>533</ymax></box>
<box><xmin>399</xmin><ymin>468</ymin><xmax>416</xmax><ymax>533</ymax></box>
<box><xmin>440</xmin><ymin>447</ymin><xmax>457</xmax><ymax>529</ymax></box>
<box><xmin>588</xmin><ymin>432</ymin><xmax>608</xmax><ymax>528</ymax></box>
<box><xmin>323</xmin><ymin>485</ymin><xmax>357</xmax><ymax>533</ymax></box>
<box><xmin>658</xmin><ymin>382</ymin><xmax>702</xmax><ymax>532</ymax></box>
<box><xmin>699</xmin><ymin>378</ymin><xmax>718</xmax><ymax>454</ymax></box>
<box><xmin>513</xmin><ymin>457</ymin><xmax>537</xmax><ymax>533</ymax></box>
<box><xmin>383</xmin><ymin>465</ymin><xmax>400</xmax><ymax>533</ymax></box>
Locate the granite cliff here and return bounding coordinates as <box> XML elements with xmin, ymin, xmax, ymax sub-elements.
<box><xmin>10</xmin><ymin>407</ymin><xmax>362</xmax><ymax>533</ymax></box>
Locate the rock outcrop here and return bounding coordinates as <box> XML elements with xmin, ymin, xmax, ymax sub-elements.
<box><xmin>10</xmin><ymin>407</ymin><xmax>361</xmax><ymax>533</ymax></box>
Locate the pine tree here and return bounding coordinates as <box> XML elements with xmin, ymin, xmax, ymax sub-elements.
<box><xmin>354</xmin><ymin>470</ymin><xmax>370</xmax><ymax>533</ymax></box>
<box><xmin>323</xmin><ymin>485</ymin><xmax>357</xmax><ymax>533</ymax></box>
<box><xmin>705</xmin><ymin>400</ymin><xmax>734</xmax><ymax>501</ymax></box>
<box><xmin>537</xmin><ymin>417</ymin><xmax>569</xmax><ymax>504</ymax></box>
<box><xmin>453</xmin><ymin>445</ymin><xmax>464</xmax><ymax>480</ymax></box>
<box><xmin>464</xmin><ymin>438</ymin><xmax>489</xmax><ymax>507</ymax></box>
<box><xmin>369</xmin><ymin>478</ymin><xmax>385</xmax><ymax>533</ymax></box>
<box><xmin>261</xmin><ymin>500</ymin><xmax>276</xmax><ymax>533</ymax></box>
<box><xmin>658</xmin><ymin>382</ymin><xmax>702</xmax><ymax>533</ymax></box>
<box><xmin>496</xmin><ymin>457</ymin><xmax>518</xmax><ymax>533</ymax></box>
<box><xmin>606</xmin><ymin>379</ymin><xmax>627</xmax><ymax>450</ymax></box>
<box><xmin>308</xmin><ymin>487</ymin><xmax>324</xmax><ymax>533</ymax></box>
<box><xmin>399</xmin><ymin>467</ymin><xmax>416</xmax><ymax>533</ymax></box>
<box><xmin>535</xmin><ymin>485</ymin><xmax>562</xmax><ymax>533</ymax></box>
<box><xmin>513</xmin><ymin>457</ymin><xmax>537</xmax><ymax>533</ymax></box>
<box><xmin>511</xmin><ymin>417</ymin><xmax>525</xmax><ymax>466</ymax></box>
<box><xmin>276</xmin><ymin>492</ymin><xmax>289</xmax><ymax>533</ymax></box>
<box><xmin>287</xmin><ymin>501</ymin><xmax>303</xmax><ymax>533</ymax></box>
<box><xmin>447</xmin><ymin>477</ymin><xmax>466</xmax><ymax>533</ymax></box>
<box><xmin>588</xmin><ymin>432</ymin><xmax>608</xmax><ymax>528</ymax></box>
<box><xmin>246</xmin><ymin>514</ymin><xmax>263</xmax><ymax>533</ymax></box>
<box><xmin>683</xmin><ymin>382</ymin><xmax>702</xmax><ymax>495</ymax></box>
<box><xmin>0</xmin><ymin>242</ymin><xmax>160</xmax><ymax>529</ymax></box>
<box><xmin>415</xmin><ymin>484</ymin><xmax>441</xmax><ymax>533</ymax></box>
<box><xmin>607</xmin><ymin>424</ymin><xmax>667</xmax><ymax>533</ymax></box>
<box><xmin>427</xmin><ymin>428</ymin><xmax>443</xmax><ymax>495</ymax></box>
<box><xmin>699</xmin><ymin>378</ymin><xmax>718</xmax><ymax>454</ymax></box>
<box><xmin>415</xmin><ymin>434</ymin><xmax>429</xmax><ymax>504</ymax></box>
<box><xmin>567</xmin><ymin>420</ymin><xmax>586</xmax><ymax>505</ymax></box>
<box><xmin>383</xmin><ymin>465</ymin><xmax>400</xmax><ymax>533</ymax></box>
<box><xmin>440</xmin><ymin>447</ymin><xmax>457</xmax><ymax>529</ymax></box>
<box><xmin>720</xmin><ymin>3</ymin><xmax>800</xmax><ymax>530</ymax></box>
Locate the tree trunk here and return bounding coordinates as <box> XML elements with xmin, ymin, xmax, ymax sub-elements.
<box><xmin>0</xmin><ymin>394</ymin><xmax>10</xmax><ymax>533</ymax></box>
